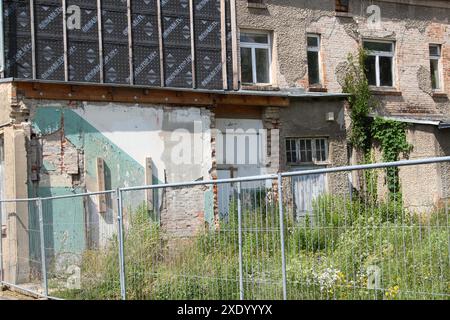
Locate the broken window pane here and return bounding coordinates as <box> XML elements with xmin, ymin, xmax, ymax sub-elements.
<box><xmin>256</xmin><ymin>48</ymin><xmax>270</xmax><ymax>83</ymax></box>
<box><xmin>240</xmin><ymin>47</ymin><xmax>253</xmax><ymax>83</ymax></box>
<box><xmin>364</xmin><ymin>55</ymin><xmax>377</xmax><ymax>86</ymax></box>
<box><xmin>308</xmin><ymin>51</ymin><xmax>320</xmax><ymax>85</ymax></box>
<box><xmin>430</xmin><ymin>59</ymin><xmax>440</xmax><ymax>90</ymax></box>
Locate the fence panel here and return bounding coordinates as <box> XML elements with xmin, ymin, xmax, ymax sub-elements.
<box><xmin>0</xmin><ymin>157</ymin><xmax>449</xmax><ymax>300</ymax></box>
<box><xmin>0</xmin><ymin>199</ymin><xmax>46</xmax><ymax>296</ymax></box>
<box><xmin>239</xmin><ymin>179</ymin><xmax>284</xmax><ymax>300</ymax></box>
<box><xmin>120</xmin><ymin>182</ymin><xmax>240</xmax><ymax>300</ymax></box>
<box><xmin>39</xmin><ymin>192</ymin><xmax>121</xmax><ymax>300</ymax></box>
<box><xmin>282</xmin><ymin>167</ymin><xmax>450</xmax><ymax>300</ymax></box>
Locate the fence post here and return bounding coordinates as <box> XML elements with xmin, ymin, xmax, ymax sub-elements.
<box><xmin>277</xmin><ymin>174</ymin><xmax>287</xmax><ymax>300</ymax></box>
<box><xmin>237</xmin><ymin>181</ymin><xmax>244</xmax><ymax>300</ymax></box>
<box><xmin>37</xmin><ymin>198</ymin><xmax>48</xmax><ymax>297</ymax></box>
<box><xmin>116</xmin><ymin>188</ymin><xmax>127</xmax><ymax>300</ymax></box>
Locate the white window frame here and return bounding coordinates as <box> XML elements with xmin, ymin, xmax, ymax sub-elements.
<box><xmin>364</xmin><ymin>40</ymin><xmax>395</xmax><ymax>88</ymax></box>
<box><xmin>239</xmin><ymin>30</ymin><xmax>272</xmax><ymax>85</ymax></box>
<box><xmin>429</xmin><ymin>44</ymin><xmax>443</xmax><ymax>91</ymax></box>
<box><xmin>286</xmin><ymin>137</ymin><xmax>329</xmax><ymax>165</ymax></box>
<box><xmin>307</xmin><ymin>34</ymin><xmax>322</xmax><ymax>86</ymax></box>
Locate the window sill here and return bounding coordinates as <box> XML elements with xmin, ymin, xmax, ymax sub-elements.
<box><xmin>308</xmin><ymin>87</ymin><xmax>328</xmax><ymax>93</ymax></box>
<box><xmin>247</xmin><ymin>3</ymin><xmax>267</xmax><ymax>9</ymax></box>
<box><xmin>370</xmin><ymin>88</ymin><xmax>402</xmax><ymax>96</ymax></box>
<box><xmin>335</xmin><ymin>11</ymin><xmax>353</xmax><ymax>18</ymax></box>
<box><xmin>432</xmin><ymin>92</ymin><xmax>448</xmax><ymax>99</ymax></box>
<box><xmin>287</xmin><ymin>162</ymin><xmax>331</xmax><ymax>167</ymax></box>
<box><xmin>241</xmin><ymin>84</ymin><xmax>280</xmax><ymax>91</ymax></box>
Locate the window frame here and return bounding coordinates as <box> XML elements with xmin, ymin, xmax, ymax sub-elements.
<box><xmin>239</xmin><ymin>30</ymin><xmax>272</xmax><ymax>85</ymax></box>
<box><xmin>307</xmin><ymin>34</ymin><xmax>322</xmax><ymax>86</ymax></box>
<box><xmin>363</xmin><ymin>40</ymin><xmax>396</xmax><ymax>88</ymax></box>
<box><xmin>285</xmin><ymin>137</ymin><xmax>329</xmax><ymax>165</ymax></box>
<box><xmin>429</xmin><ymin>44</ymin><xmax>443</xmax><ymax>91</ymax></box>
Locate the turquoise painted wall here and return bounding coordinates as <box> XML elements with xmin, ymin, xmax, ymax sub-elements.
<box><xmin>30</xmin><ymin>106</ymin><xmax>147</xmax><ymax>260</ymax></box>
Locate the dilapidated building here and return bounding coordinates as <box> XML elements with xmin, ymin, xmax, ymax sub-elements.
<box><xmin>0</xmin><ymin>0</ymin><xmax>350</xmax><ymax>285</ymax></box>
<box><xmin>236</xmin><ymin>0</ymin><xmax>450</xmax><ymax>212</ymax></box>
<box><xmin>0</xmin><ymin>0</ymin><xmax>449</xmax><ymax>286</ymax></box>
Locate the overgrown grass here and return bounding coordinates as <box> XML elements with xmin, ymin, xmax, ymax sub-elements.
<box><xmin>53</xmin><ymin>197</ymin><xmax>450</xmax><ymax>300</ymax></box>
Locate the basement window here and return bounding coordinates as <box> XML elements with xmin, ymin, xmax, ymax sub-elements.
<box><xmin>286</xmin><ymin>138</ymin><xmax>329</xmax><ymax>165</ymax></box>
<box><xmin>363</xmin><ymin>40</ymin><xmax>395</xmax><ymax>87</ymax></box>
<box><xmin>307</xmin><ymin>34</ymin><xmax>322</xmax><ymax>86</ymax></box>
<box><xmin>430</xmin><ymin>44</ymin><xmax>442</xmax><ymax>90</ymax></box>
<box><xmin>240</xmin><ymin>31</ymin><xmax>272</xmax><ymax>85</ymax></box>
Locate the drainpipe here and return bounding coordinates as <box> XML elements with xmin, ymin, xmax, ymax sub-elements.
<box><xmin>0</xmin><ymin>0</ymin><xmax>4</xmax><ymax>78</ymax></box>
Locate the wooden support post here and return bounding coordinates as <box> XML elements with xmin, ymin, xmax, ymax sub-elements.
<box><xmin>96</xmin><ymin>157</ymin><xmax>107</xmax><ymax>214</ymax></box>
<box><xmin>156</xmin><ymin>0</ymin><xmax>165</xmax><ymax>87</ymax></box>
<box><xmin>62</xmin><ymin>0</ymin><xmax>69</xmax><ymax>82</ymax></box>
<box><xmin>97</xmin><ymin>0</ymin><xmax>104</xmax><ymax>83</ymax></box>
<box><xmin>145</xmin><ymin>157</ymin><xmax>154</xmax><ymax>212</ymax></box>
<box><xmin>230</xmin><ymin>0</ymin><xmax>239</xmax><ymax>90</ymax></box>
<box><xmin>30</xmin><ymin>0</ymin><xmax>36</xmax><ymax>80</ymax></box>
<box><xmin>127</xmin><ymin>0</ymin><xmax>134</xmax><ymax>85</ymax></box>
<box><xmin>220</xmin><ymin>0</ymin><xmax>228</xmax><ymax>90</ymax></box>
<box><xmin>189</xmin><ymin>0</ymin><xmax>196</xmax><ymax>89</ymax></box>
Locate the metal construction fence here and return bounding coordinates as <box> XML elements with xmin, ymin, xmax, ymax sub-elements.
<box><xmin>0</xmin><ymin>157</ymin><xmax>449</xmax><ymax>300</ymax></box>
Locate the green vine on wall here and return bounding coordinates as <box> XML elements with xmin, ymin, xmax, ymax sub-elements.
<box><xmin>343</xmin><ymin>49</ymin><xmax>375</xmax><ymax>154</ymax></box>
<box><xmin>372</xmin><ymin>118</ymin><xmax>412</xmax><ymax>198</ymax></box>
<box><xmin>343</xmin><ymin>49</ymin><xmax>412</xmax><ymax>201</ymax></box>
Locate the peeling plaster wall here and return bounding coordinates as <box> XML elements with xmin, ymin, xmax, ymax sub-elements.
<box><xmin>399</xmin><ymin>125</ymin><xmax>450</xmax><ymax>212</ymax></box>
<box><xmin>369</xmin><ymin>124</ymin><xmax>450</xmax><ymax>212</ymax></box>
<box><xmin>24</xmin><ymin>100</ymin><xmax>215</xmax><ymax>254</ymax></box>
<box><xmin>237</xmin><ymin>0</ymin><xmax>450</xmax><ymax>120</ymax></box>
<box><xmin>238</xmin><ymin>0</ymin><xmax>450</xmax><ymax>213</ymax></box>
<box><xmin>279</xmin><ymin>99</ymin><xmax>349</xmax><ymax>215</ymax></box>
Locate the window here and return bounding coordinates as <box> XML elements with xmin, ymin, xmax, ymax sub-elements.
<box><xmin>335</xmin><ymin>0</ymin><xmax>349</xmax><ymax>12</ymax></box>
<box><xmin>286</xmin><ymin>138</ymin><xmax>328</xmax><ymax>164</ymax></box>
<box><xmin>307</xmin><ymin>34</ymin><xmax>321</xmax><ymax>86</ymax></box>
<box><xmin>363</xmin><ymin>40</ymin><xmax>395</xmax><ymax>87</ymax></box>
<box><xmin>430</xmin><ymin>44</ymin><xmax>442</xmax><ymax>90</ymax></box>
<box><xmin>240</xmin><ymin>31</ymin><xmax>271</xmax><ymax>84</ymax></box>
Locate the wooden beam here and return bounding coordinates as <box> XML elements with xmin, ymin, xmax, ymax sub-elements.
<box><xmin>156</xmin><ymin>0</ymin><xmax>165</xmax><ymax>86</ymax></box>
<box><xmin>30</xmin><ymin>0</ymin><xmax>36</xmax><ymax>80</ymax></box>
<box><xmin>215</xmin><ymin>105</ymin><xmax>263</xmax><ymax>119</ymax></box>
<box><xmin>62</xmin><ymin>0</ymin><xmax>69</xmax><ymax>82</ymax></box>
<box><xmin>97</xmin><ymin>0</ymin><xmax>104</xmax><ymax>83</ymax></box>
<box><xmin>14</xmin><ymin>81</ymin><xmax>290</xmax><ymax>107</ymax></box>
<box><xmin>189</xmin><ymin>0</ymin><xmax>196</xmax><ymax>89</ymax></box>
<box><xmin>145</xmin><ymin>157</ymin><xmax>154</xmax><ymax>212</ymax></box>
<box><xmin>220</xmin><ymin>0</ymin><xmax>228</xmax><ymax>90</ymax></box>
<box><xmin>96</xmin><ymin>157</ymin><xmax>107</xmax><ymax>214</ymax></box>
<box><xmin>230</xmin><ymin>0</ymin><xmax>239</xmax><ymax>90</ymax></box>
<box><xmin>127</xmin><ymin>0</ymin><xmax>134</xmax><ymax>85</ymax></box>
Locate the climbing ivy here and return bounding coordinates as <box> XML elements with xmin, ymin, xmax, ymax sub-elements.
<box><xmin>372</xmin><ymin>118</ymin><xmax>413</xmax><ymax>199</ymax></box>
<box><xmin>342</xmin><ymin>48</ymin><xmax>412</xmax><ymax>201</ymax></box>
<box><xmin>342</xmin><ymin>49</ymin><xmax>375</xmax><ymax>153</ymax></box>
